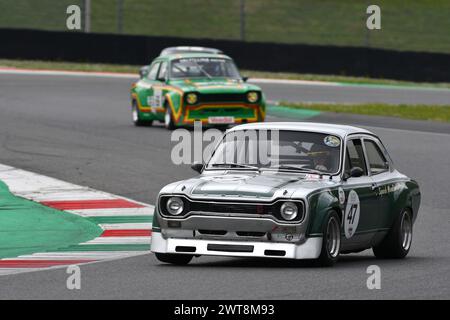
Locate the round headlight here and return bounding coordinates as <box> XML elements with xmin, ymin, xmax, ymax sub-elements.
<box><xmin>280</xmin><ymin>202</ymin><xmax>298</xmax><ymax>221</ymax></box>
<box><xmin>247</xmin><ymin>91</ymin><xmax>259</xmax><ymax>103</ymax></box>
<box><xmin>166</xmin><ymin>197</ymin><xmax>184</xmax><ymax>215</ymax></box>
<box><xmin>186</xmin><ymin>93</ymin><xmax>198</xmax><ymax>105</ymax></box>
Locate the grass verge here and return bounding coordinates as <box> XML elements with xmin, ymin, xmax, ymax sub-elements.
<box><xmin>280</xmin><ymin>102</ymin><xmax>450</xmax><ymax>123</ymax></box>
<box><xmin>1</xmin><ymin>1</ymin><xmax>450</xmax><ymax>54</ymax></box>
<box><xmin>1</xmin><ymin>59</ymin><xmax>450</xmax><ymax>89</ymax></box>
<box><xmin>0</xmin><ymin>59</ymin><xmax>139</xmax><ymax>74</ymax></box>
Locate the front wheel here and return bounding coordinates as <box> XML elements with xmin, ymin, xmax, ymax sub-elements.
<box><xmin>373</xmin><ymin>208</ymin><xmax>413</xmax><ymax>259</ymax></box>
<box><xmin>316</xmin><ymin>211</ymin><xmax>341</xmax><ymax>267</ymax></box>
<box><xmin>155</xmin><ymin>252</ymin><xmax>193</xmax><ymax>265</ymax></box>
<box><xmin>164</xmin><ymin>104</ymin><xmax>176</xmax><ymax>130</ymax></box>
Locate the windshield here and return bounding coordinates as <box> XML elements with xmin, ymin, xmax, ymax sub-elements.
<box><xmin>206</xmin><ymin>130</ymin><xmax>342</xmax><ymax>174</ymax></box>
<box><xmin>170</xmin><ymin>57</ymin><xmax>241</xmax><ymax>79</ymax></box>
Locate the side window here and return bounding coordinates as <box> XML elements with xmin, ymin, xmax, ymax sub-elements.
<box><xmin>346</xmin><ymin>139</ymin><xmax>367</xmax><ymax>175</ymax></box>
<box><xmin>158</xmin><ymin>61</ymin><xmax>168</xmax><ymax>81</ymax></box>
<box><xmin>147</xmin><ymin>62</ymin><xmax>160</xmax><ymax>80</ymax></box>
<box><xmin>364</xmin><ymin>140</ymin><xmax>389</xmax><ymax>174</ymax></box>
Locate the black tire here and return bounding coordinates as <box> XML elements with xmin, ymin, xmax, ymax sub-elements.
<box><xmin>316</xmin><ymin>210</ymin><xmax>341</xmax><ymax>267</ymax></box>
<box><xmin>132</xmin><ymin>100</ymin><xmax>152</xmax><ymax>127</ymax></box>
<box><xmin>216</xmin><ymin>125</ymin><xmax>229</xmax><ymax>132</ymax></box>
<box><xmin>155</xmin><ymin>252</ymin><xmax>193</xmax><ymax>265</ymax></box>
<box><xmin>373</xmin><ymin>208</ymin><xmax>413</xmax><ymax>259</ymax></box>
<box><xmin>164</xmin><ymin>104</ymin><xmax>176</xmax><ymax>130</ymax></box>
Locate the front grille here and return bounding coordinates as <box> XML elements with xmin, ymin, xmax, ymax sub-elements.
<box><xmin>207</xmin><ymin>244</ymin><xmax>254</xmax><ymax>253</ymax></box>
<box><xmin>159</xmin><ymin>196</ymin><xmax>305</xmax><ymax>222</ymax></box>
<box><xmin>190</xmin><ymin>202</ymin><xmax>273</xmax><ymax>215</ymax></box>
<box><xmin>196</xmin><ymin>93</ymin><xmax>248</xmax><ymax>103</ymax></box>
<box><xmin>236</xmin><ymin>231</ymin><xmax>266</xmax><ymax>237</ymax></box>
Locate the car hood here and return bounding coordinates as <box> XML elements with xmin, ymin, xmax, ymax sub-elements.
<box><xmin>169</xmin><ymin>78</ymin><xmax>261</xmax><ymax>94</ymax></box>
<box><xmin>160</xmin><ymin>171</ymin><xmax>340</xmax><ymax>201</ymax></box>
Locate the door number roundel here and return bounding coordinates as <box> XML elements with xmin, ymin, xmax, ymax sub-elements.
<box><xmin>344</xmin><ymin>190</ymin><xmax>360</xmax><ymax>239</ymax></box>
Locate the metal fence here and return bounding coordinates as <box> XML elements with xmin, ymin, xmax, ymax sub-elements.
<box><xmin>1</xmin><ymin>0</ymin><xmax>449</xmax><ymax>54</ymax></box>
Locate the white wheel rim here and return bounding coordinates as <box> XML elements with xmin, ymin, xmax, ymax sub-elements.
<box><xmin>400</xmin><ymin>211</ymin><xmax>413</xmax><ymax>251</ymax></box>
<box><xmin>132</xmin><ymin>105</ymin><xmax>138</xmax><ymax>122</ymax></box>
<box><xmin>165</xmin><ymin>109</ymin><xmax>170</xmax><ymax>127</ymax></box>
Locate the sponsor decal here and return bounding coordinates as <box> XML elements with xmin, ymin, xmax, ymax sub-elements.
<box><xmin>323</xmin><ymin>135</ymin><xmax>341</xmax><ymax>147</ymax></box>
<box><xmin>344</xmin><ymin>189</ymin><xmax>360</xmax><ymax>239</ymax></box>
<box><xmin>208</xmin><ymin>116</ymin><xmax>235</xmax><ymax>124</ymax></box>
<box><xmin>179</xmin><ymin>57</ymin><xmax>227</xmax><ymax>63</ymax></box>
<box><xmin>338</xmin><ymin>187</ymin><xmax>345</xmax><ymax>205</ymax></box>
<box><xmin>378</xmin><ymin>182</ymin><xmax>404</xmax><ymax>195</ymax></box>
<box><xmin>148</xmin><ymin>88</ymin><xmax>163</xmax><ymax>108</ymax></box>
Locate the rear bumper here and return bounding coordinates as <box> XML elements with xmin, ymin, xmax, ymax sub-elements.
<box><xmin>150</xmin><ymin>231</ymin><xmax>322</xmax><ymax>259</ymax></box>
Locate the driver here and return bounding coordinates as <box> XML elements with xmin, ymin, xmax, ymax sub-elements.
<box><xmin>309</xmin><ymin>144</ymin><xmax>332</xmax><ymax>172</ymax></box>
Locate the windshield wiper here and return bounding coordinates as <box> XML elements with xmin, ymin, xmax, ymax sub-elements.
<box><xmin>189</xmin><ymin>60</ymin><xmax>212</xmax><ymax>79</ymax></box>
<box><xmin>210</xmin><ymin>163</ymin><xmax>259</xmax><ymax>170</ymax></box>
<box><xmin>266</xmin><ymin>165</ymin><xmax>326</xmax><ymax>175</ymax></box>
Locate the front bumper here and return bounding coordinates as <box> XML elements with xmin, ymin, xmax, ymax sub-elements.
<box><xmin>183</xmin><ymin>104</ymin><xmax>263</xmax><ymax>124</ymax></box>
<box><xmin>151</xmin><ymin>231</ymin><xmax>322</xmax><ymax>260</ymax></box>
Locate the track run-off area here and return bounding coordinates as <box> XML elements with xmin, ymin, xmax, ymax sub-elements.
<box><xmin>0</xmin><ymin>70</ymin><xmax>449</xmax><ymax>299</ymax></box>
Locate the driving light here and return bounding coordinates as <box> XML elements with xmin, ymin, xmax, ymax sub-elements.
<box><xmin>186</xmin><ymin>93</ymin><xmax>198</xmax><ymax>104</ymax></box>
<box><xmin>247</xmin><ymin>91</ymin><xmax>259</xmax><ymax>103</ymax></box>
<box><xmin>280</xmin><ymin>202</ymin><xmax>298</xmax><ymax>221</ymax></box>
<box><xmin>166</xmin><ymin>197</ymin><xmax>184</xmax><ymax>215</ymax></box>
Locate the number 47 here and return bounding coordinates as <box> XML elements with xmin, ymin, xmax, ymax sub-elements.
<box><xmin>347</xmin><ymin>204</ymin><xmax>358</xmax><ymax>224</ymax></box>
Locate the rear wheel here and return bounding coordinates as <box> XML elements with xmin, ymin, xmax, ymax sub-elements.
<box><xmin>155</xmin><ymin>252</ymin><xmax>193</xmax><ymax>265</ymax></box>
<box><xmin>316</xmin><ymin>211</ymin><xmax>341</xmax><ymax>267</ymax></box>
<box><xmin>164</xmin><ymin>104</ymin><xmax>176</xmax><ymax>130</ymax></box>
<box><xmin>132</xmin><ymin>100</ymin><xmax>152</xmax><ymax>126</ymax></box>
<box><xmin>373</xmin><ymin>208</ymin><xmax>413</xmax><ymax>259</ymax></box>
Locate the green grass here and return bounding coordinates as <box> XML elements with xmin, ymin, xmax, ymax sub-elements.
<box><xmin>2</xmin><ymin>59</ymin><xmax>450</xmax><ymax>89</ymax></box>
<box><xmin>0</xmin><ymin>59</ymin><xmax>139</xmax><ymax>74</ymax></box>
<box><xmin>281</xmin><ymin>102</ymin><xmax>450</xmax><ymax>123</ymax></box>
<box><xmin>0</xmin><ymin>0</ymin><xmax>449</xmax><ymax>54</ymax></box>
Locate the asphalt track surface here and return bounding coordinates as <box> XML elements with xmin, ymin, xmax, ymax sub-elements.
<box><xmin>0</xmin><ymin>73</ymin><xmax>449</xmax><ymax>299</ymax></box>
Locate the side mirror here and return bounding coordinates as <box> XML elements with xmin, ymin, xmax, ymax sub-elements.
<box><xmin>139</xmin><ymin>66</ymin><xmax>149</xmax><ymax>79</ymax></box>
<box><xmin>343</xmin><ymin>167</ymin><xmax>364</xmax><ymax>181</ymax></box>
<box><xmin>242</xmin><ymin>76</ymin><xmax>249</xmax><ymax>82</ymax></box>
<box><xmin>191</xmin><ymin>162</ymin><xmax>204</xmax><ymax>174</ymax></box>
<box><xmin>350</xmin><ymin>167</ymin><xmax>364</xmax><ymax>178</ymax></box>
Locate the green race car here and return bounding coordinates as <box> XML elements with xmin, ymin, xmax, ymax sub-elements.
<box><xmin>130</xmin><ymin>47</ymin><xmax>266</xmax><ymax>129</ymax></box>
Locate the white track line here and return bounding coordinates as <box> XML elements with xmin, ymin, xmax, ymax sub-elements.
<box><xmin>22</xmin><ymin>190</ymin><xmax>116</xmax><ymax>202</ymax></box>
<box><xmin>0</xmin><ymin>67</ymin><xmax>137</xmax><ymax>79</ymax></box>
<box><xmin>99</xmin><ymin>223</ymin><xmax>152</xmax><ymax>230</ymax></box>
<box><xmin>68</xmin><ymin>207</ymin><xmax>154</xmax><ymax>217</ymax></box>
<box><xmin>0</xmin><ymin>268</ymin><xmax>43</xmax><ymax>275</ymax></box>
<box><xmin>250</xmin><ymin>78</ymin><xmax>340</xmax><ymax>86</ymax></box>
<box><xmin>7</xmin><ymin>251</ymin><xmax>147</xmax><ymax>260</ymax></box>
<box><xmin>81</xmin><ymin>237</ymin><xmax>151</xmax><ymax>245</ymax></box>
